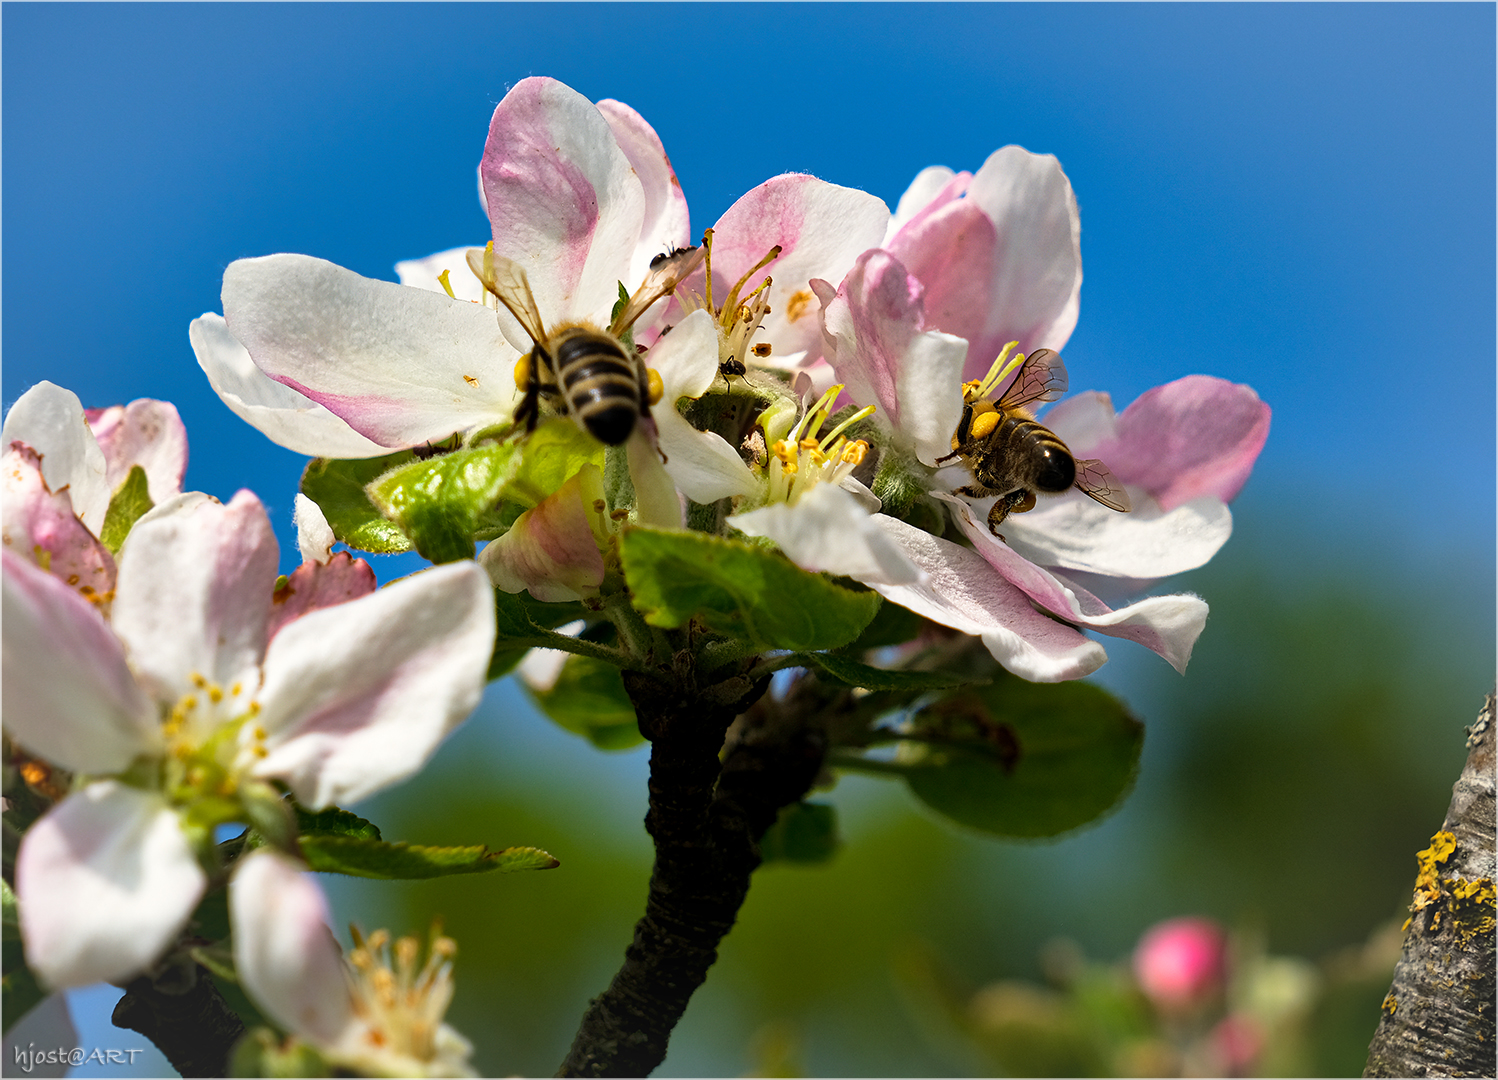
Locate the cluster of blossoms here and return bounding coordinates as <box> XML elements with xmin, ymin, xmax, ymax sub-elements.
<box><xmin>4</xmin><ymin>74</ymin><xmax>1267</xmax><ymax>1074</ymax></box>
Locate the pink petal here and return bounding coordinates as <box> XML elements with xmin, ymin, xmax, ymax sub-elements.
<box><xmin>231</xmin><ymin>850</ymin><xmax>354</xmax><ymax>1047</ymax></box>
<box><xmin>596</xmin><ymin>98</ymin><xmax>692</xmax><ymax>290</ymax></box>
<box><xmin>964</xmin><ymin>147</ymin><xmax>1083</xmax><ymax>381</ymax></box>
<box><xmin>883</xmin><ymin>168</ymin><xmax>972</xmax><ymax>245</ymax></box>
<box><xmin>2</xmin><ymin>551</ymin><xmax>158</xmax><ymax>773</ymax></box>
<box><xmin>703</xmin><ymin>175</ymin><xmax>890</xmax><ymax>364</ymax></box>
<box><xmin>885</xmin><ymin>197</ymin><xmax>997</xmax><ymax>356</ymax></box>
<box><xmin>869</xmin><ymin>515</ymin><xmax>1107</xmax><ymax>682</ymax></box>
<box><xmin>478</xmin><ymin>467</ymin><xmax>607</xmax><ymax>602</ymax></box>
<box><xmin>254</xmin><ymin>561</ymin><xmax>494</xmax><ymax>808</ymax></box>
<box><xmin>267</xmin><ymin>553</ymin><xmax>378</xmax><ymax>642</ymax></box>
<box><xmin>84</xmin><ymin>399</ymin><xmax>188</xmax><ymax>505</ymax></box>
<box><xmin>1092</xmin><ymin>376</ymin><xmax>1271</xmax><ymax>510</ymax></box>
<box><xmin>221</xmin><ymin>256</ymin><xmax>522</xmax><ymax>449</ymax></box>
<box><xmin>480</xmin><ymin>77</ymin><xmax>642</xmax><ymax>324</ymax></box>
<box><xmin>2</xmin><ymin>443</ymin><xmax>116</xmax><ymax>603</ymax></box>
<box><xmin>17</xmin><ymin>783</ymin><xmax>205</xmax><ymax>990</ymax></box>
<box><xmin>112</xmin><ymin>490</ymin><xmax>278</xmax><ymax>702</ymax></box>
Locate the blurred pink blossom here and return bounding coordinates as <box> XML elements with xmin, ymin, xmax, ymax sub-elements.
<box><xmin>1133</xmin><ymin>916</ymin><xmax>1228</xmax><ymax>1009</ymax></box>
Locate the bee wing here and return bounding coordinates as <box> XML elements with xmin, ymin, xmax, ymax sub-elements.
<box><xmin>1073</xmin><ymin>459</ymin><xmax>1132</xmax><ymax>513</ymax></box>
<box><xmin>611</xmin><ymin>244</ymin><xmax>707</xmax><ymax>335</ymax></box>
<box><xmin>999</xmin><ymin>348</ymin><xmax>1069</xmax><ymax>410</ymax></box>
<box><xmin>466</xmin><ymin>247</ymin><xmax>547</xmax><ymax>345</ymax></box>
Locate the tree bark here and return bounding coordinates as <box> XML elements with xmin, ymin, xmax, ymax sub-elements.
<box><xmin>556</xmin><ymin>668</ymin><xmax>829</xmax><ymax>1077</ymax></box>
<box><xmin>1364</xmin><ymin>691</ymin><xmax>1495</xmax><ymax>1077</ymax></box>
<box><xmin>112</xmin><ymin>960</ymin><xmax>245</xmax><ymax>1078</ymax></box>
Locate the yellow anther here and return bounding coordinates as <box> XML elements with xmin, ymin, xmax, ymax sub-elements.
<box><xmin>436</xmin><ymin>269</ymin><xmax>456</xmax><ymax>300</ymax></box>
<box><xmin>841</xmin><ymin>440</ymin><xmax>869</xmax><ymax>465</ymax></box>
<box><xmin>752</xmin><ymin>342</ymin><xmax>772</xmax><ymax>357</ymax></box>
<box><xmin>191</xmin><ymin>673</ymin><xmax>208</xmax><ymax>689</ymax></box>
<box><xmin>253</xmin><ymin>745</ymin><xmax>268</xmax><ymax>758</ymax></box>
<box><xmin>182</xmin><ymin>695</ymin><xmax>198</xmax><ymax>711</ymax></box>
<box><xmin>208</xmin><ymin>686</ymin><xmax>224</xmax><ymax>704</ymax></box>
<box><xmin>513</xmin><ymin>352</ymin><xmax>532</xmax><ymax>392</ymax></box>
<box><xmin>808</xmin><ymin>448</ymin><xmax>828</xmax><ymax>466</ymax></box>
<box><xmin>799</xmin><ymin>437</ymin><xmax>819</xmax><ymax>451</ymax></box>
<box><xmin>433</xmin><ymin>937</ymin><xmax>457</xmax><ymax>959</ymax></box>
<box><xmin>969</xmin><ymin>410</ymin><xmax>1000</xmax><ymax>440</ymax></box>
<box><xmin>646</xmin><ymin>368</ymin><xmax>664</xmax><ymax>406</ymax></box>
<box><xmin>231</xmin><ymin>683</ymin><xmax>243</xmax><ymax>697</ymax></box>
<box><xmin>248</xmin><ymin>701</ymin><xmax>262</xmax><ymax>716</ymax></box>
<box><xmin>253</xmin><ymin>725</ymin><xmax>267</xmax><ymax>741</ymax></box>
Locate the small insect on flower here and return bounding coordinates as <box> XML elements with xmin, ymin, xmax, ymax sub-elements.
<box><xmin>468</xmin><ymin>243</ymin><xmax>704</xmax><ymax>446</ymax></box>
<box><xmin>938</xmin><ymin>344</ymin><xmax>1131</xmax><ymax>536</ymax></box>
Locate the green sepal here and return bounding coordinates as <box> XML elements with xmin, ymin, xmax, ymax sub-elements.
<box><xmin>528</xmin><ymin>654</ymin><xmax>644</xmax><ymax>751</ymax></box>
<box><xmin>298</xmin><ymin>836</ymin><xmax>560</xmax><ymax>879</ymax></box>
<box><xmin>759</xmin><ymin>801</ymin><xmax>840</xmax><ymax>865</ymax></box>
<box><xmin>230</xmin><ymin>1030</ymin><xmax>332</xmax><ymax>1078</ymax></box>
<box><xmin>620</xmin><ymin>527</ymin><xmax>881</xmax><ymax>651</ymax></box>
<box><xmin>366</xmin><ymin>443</ymin><xmax>523</xmax><ymax>563</ymax></box>
<box><xmin>239</xmin><ymin>781</ymin><xmax>296</xmax><ymax>852</ymax></box>
<box><xmin>843</xmin><ymin>679</ymin><xmax>1143</xmax><ymax>839</ymax></box>
<box><xmin>300</xmin><ymin>451</ymin><xmax>418</xmax><ymax>554</ymax></box>
<box><xmin>1</xmin><ymin>939</ymin><xmax>44</xmax><ymax>1034</ymax></box>
<box><xmin>802</xmin><ymin>652</ymin><xmax>984</xmax><ymax>692</ymax></box>
<box><xmin>99</xmin><ymin>464</ymin><xmax>154</xmax><ymax>554</ymax></box>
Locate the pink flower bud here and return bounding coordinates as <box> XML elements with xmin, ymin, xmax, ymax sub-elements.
<box><xmin>1132</xmin><ymin>916</ymin><xmax>1227</xmax><ymax>1009</ymax></box>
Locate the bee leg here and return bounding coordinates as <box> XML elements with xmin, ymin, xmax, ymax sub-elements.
<box><xmin>986</xmin><ymin>498</ymin><xmax>1011</xmax><ymax>539</ymax></box>
<box><xmin>953</xmin><ymin>484</ymin><xmax>989</xmax><ymax>499</ymax></box>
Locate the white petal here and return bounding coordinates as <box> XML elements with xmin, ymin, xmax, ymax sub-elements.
<box><xmin>2</xmin><ymin>551</ymin><xmax>160</xmax><ymax>773</ymax></box>
<box><xmin>221</xmin><ymin>255</ymin><xmax>522</xmax><ymax>448</ymax></box>
<box><xmin>394</xmin><ymin>246</ymin><xmax>489</xmax><ymax>304</ymax></box>
<box><xmin>868</xmin><ymin>515</ymin><xmax>1107</xmax><ymax>682</ymax></box>
<box><xmin>16</xmin><ymin>783</ymin><xmax>205</xmax><ymax>990</ymax></box>
<box><xmin>649</xmin><ymin>309</ymin><xmax>721</xmax><ymax>401</ymax></box>
<box><xmin>294</xmin><ymin>493</ymin><xmax>336</xmax><ymax>565</ymax></box>
<box><xmin>1003</xmin><ymin>492</ymin><xmax>1233</xmax><ymax>579</ymax></box>
<box><xmin>596</xmin><ymin>98</ymin><xmax>692</xmax><ymax>290</ymax></box>
<box><xmin>191</xmin><ymin>314</ymin><xmax>399</xmax><ymax>459</ymax></box>
<box><xmin>254</xmin><ymin>562</ymin><xmax>494</xmax><ymax>808</ymax></box>
<box><xmin>1</xmin><ymin>382</ymin><xmax>110</xmax><ymax>534</ymax></box>
<box><xmin>231</xmin><ymin>850</ymin><xmax>354</xmax><ymax>1047</ymax></box>
<box><xmin>112</xmin><ymin>490</ymin><xmax>277</xmax><ymax>702</ymax></box>
<box><xmin>728</xmin><ymin>485</ymin><xmax>923</xmax><ymax>587</ymax></box>
<box><xmin>626</xmin><ymin>427</ymin><xmax>684</xmax><ymax>529</ymax></box>
<box><xmin>894</xmin><ymin>330</ymin><xmax>969</xmax><ymax>467</ymax></box>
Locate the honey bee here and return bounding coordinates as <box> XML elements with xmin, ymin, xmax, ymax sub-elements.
<box><xmin>467</xmin><ymin>243</ymin><xmax>704</xmax><ymax>445</ymax></box>
<box><xmin>938</xmin><ymin>346</ymin><xmax>1131</xmax><ymax>536</ymax></box>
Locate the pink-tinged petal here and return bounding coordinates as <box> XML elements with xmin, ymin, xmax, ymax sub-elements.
<box><xmin>1036</xmin><ymin>390</ymin><xmax>1119</xmax><ymax>457</ymax></box>
<box><xmin>728</xmin><ymin>483</ymin><xmax>924</xmax><ymax>587</ymax></box>
<box><xmin>1005</xmin><ymin>490</ymin><xmax>1234</xmax><ymax>579</ymax></box>
<box><xmin>650</xmin><ymin>310</ymin><xmax>757</xmax><ymax>503</ymax></box>
<box><xmin>963</xmin><ymin>147</ymin><xmax>1082</xmax><ymax>380</ymax></box>
<box><xmin>1</xmin><ymin>993</ymin><xmax>77</xmax><ymax>1077</ymax></box>
<box><xmin>481</xmin><ymin>77</ymin><xmax>643</xmax><ymax>323</ymax></box>
<box><xmin>192</xmin><ymin>314</ymin><xmax>401</xmax><ymax>459</ymax></box>
<box><xmin>231</xmin><ymin>850</ymin><xmax>354</xmax><ymax>1047</ymax></box>
<box><xmin>820</xmin><ymin>251</ymin><xmax>967</xmax><ymax>465</ymax></box>
<box><xmin>84</xmin><ymin>399</ymin><xmax>188</xmax><ymax>504</ymax></box>
<box><xmin>942</xmin><ymin>495</ymin><xmax>1208</xmax><ymax>672</ymax></box>
<box><xmin>883</xmin><ymin>167</ymin><xmax>971</xmax><ymax>245</ymax></box>
<box><xmin>268</xmin><ymin>552</ymin><xmax>377</xmax><ymax>642</ymax></box>
<box><xmin>394</xmin><ymin>246</ymin><xmax>489</xmax><ymax>304</ymax></box>
<box><xmin>221</xmin><ymin>256</ymin><xmax>522</xmax><ymax>448</ymax></box>
<box><xmin>2</xmin><ymin>551</ymin><xmax>158</xmax><ymax>773</ymax></box>
<box><xmin>479</xmin><ymin>467</ymin><xmax>607</xmax><ymax>602</ymax></box>
<box><xmin>1</xmin><ymin>382</ymin><xmax>111</xmax><ymax>535</ymax></box>
<box><xmin>294</xmin><ymin>493</ymin><xmax>337</xmax><ymax>565</ymax></box>
<box><xmin>1092</xmin><ymin>376</ymin><xmax>1271</xmax><ymax>510</ymax></box>
<box><xmin>867</xmin><ymin>515</ymin><xmax>1106</xmax><ymax>682</ymax></box>
<box><xmin>254</xmin><ymin>561</ymin><xmax>494</xmax><ymax>808</ymax></box>
<box><xmin>627</xmin><ymin>425</ymin><xmax>684</xmax><ymax>529</ymax></box>
<box><xmin>886</xmin><ymin>198</ymin><xmax>997</xmax><ymax>356</ymax></box>
<box><xmin>706</xmin><ymin>175</ymin><xmax>890</xmax><ymax>363</ymax></box>
<box><xmin>2</xmin><ymin>443</ymin><xmax>116</xmax><ymax>602</ymax></box>
<box><xmin>112</xmin><ymin>490</ymin><xmax>277</xmax><ymax>701</ymax></box>
<box><xmin>596</xmin><ymin>98</ymin><xmax>692</xmax><ymax>288</ymax></box>
<box><xmin>17</xmin><ymin>783</ymin><xmax>205</xmax><ymax>990</ymax></box>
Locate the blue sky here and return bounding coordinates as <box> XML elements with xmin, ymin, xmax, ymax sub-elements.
<box><xmin>4</xmin><ymin>4</ymin><xmax>1494</xmax><ymax>1074</ymax></box>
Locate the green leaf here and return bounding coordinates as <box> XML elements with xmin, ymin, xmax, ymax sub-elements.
<box><xmin>1</xmin><ymin>879</ymin><xmax>18</xmax><ymax>942</ymax></box>
<box><xmin>366</xmin><ymin>443</ymin><xmax>523</xmax><ymax>563</ymax></box>
<box><xmin>294</xmin><ymin>804</ymin><xmax>382</xmax><ymax>842</ymax></box>
<box><xmin>300</xmin><ymin>451</ymin><xmax>418</xmax><ymax>554</ymax></box>
<box><xmin>620</xmin><ymin>527</ymin><xmax>881</xmax><ymax>651</ymax></box>
<box><xmin>860</xmin><ymin>680</ymin><xmax>1142</xmax><ymax>839</ymax></box>
<box><xmin>298</xmin><ymin>836</ymin><xmax>560</xmax><ymax>879</ymax></box>
<box><xmin>804</xmin><ymin>652</ymin><xmax>984</xmax><ymax>692</ymax></box>
<box><xmin>1</xmin><ymin>940</ymin><xmax>43</xmax><ymax>1034</ymax></box>
<box><xmin>837</xmin><ymin>597</ymin><xmax>927</xmax><ymax>651</ymax></box>
<box><xmin>529</xmin><ymin>655</ymin><xmax>643</xmax><ymax>751</ymax></box>
<box><xmin>487</xmin><ymin>590</ymin><xmax>593</xmax><ymax>681</ymax></box>
<box><xmin>99</xmin><ymin>464</ymin><xmax>153</xmax><ymax>554</ymax></box>
<box><xmin>499</xmin><ymin>418</ymin><xmax>605</xmax><ymax>509</ymax></box>
<box><xmin>759</xmin><ymin>802</ymin><xmax>840</xmax><ymax>864</ymax></box>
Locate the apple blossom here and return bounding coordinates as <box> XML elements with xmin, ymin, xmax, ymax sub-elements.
<box><xmin>231</xmin><ymin>849</ymin><xmax>475</xmax><ymax>1077</ymax></box>
<box><xmin>3</xmin><ymin>490</ymin><xmax>495</xmax><ymax>989</ymax></box>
